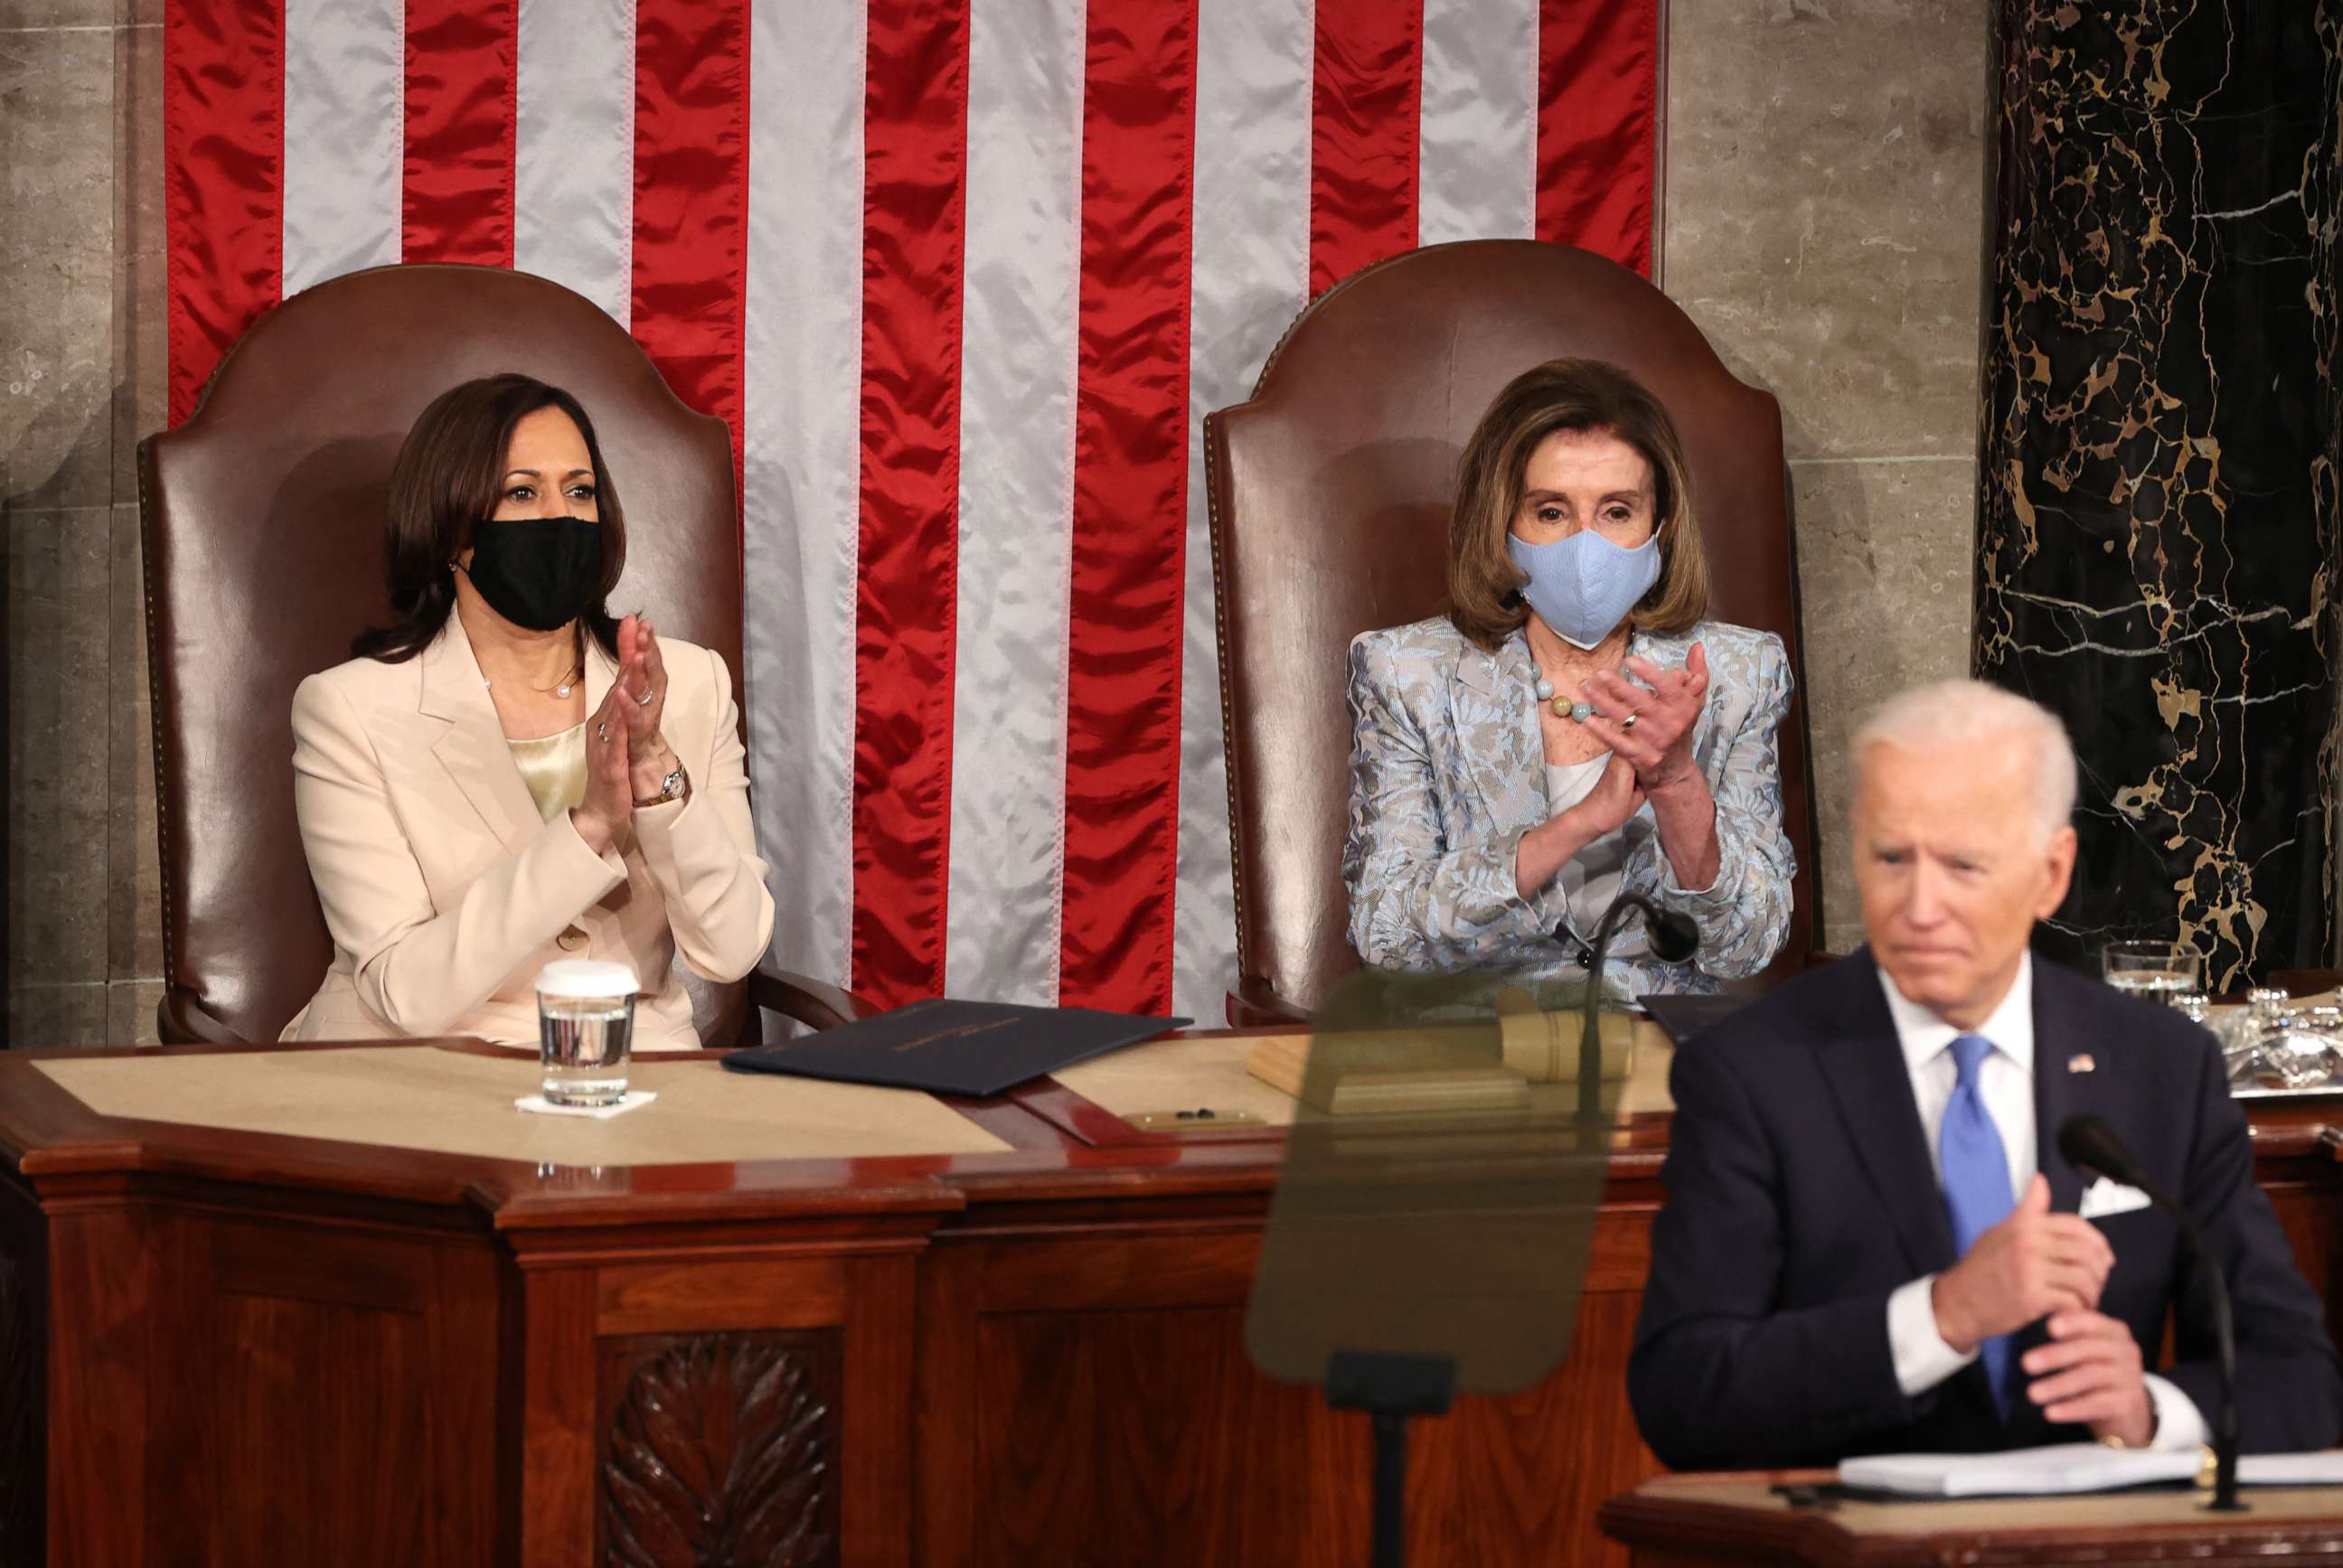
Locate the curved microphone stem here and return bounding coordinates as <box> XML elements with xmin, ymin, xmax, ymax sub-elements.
<box><xmin>2171</xmin><ymin>1205</ymin><xmax>2244</xmax><ymax>1511</ymax></box>
<box><xmin>1576</xmin><ymin>895</ymin><xmax>1658</xmax><ymax>1122</ymax></box>
<box><xmin>2060</xmin><ymin>1115</ymin><xmax>2243</xmax><ymax>1512</ymax></box>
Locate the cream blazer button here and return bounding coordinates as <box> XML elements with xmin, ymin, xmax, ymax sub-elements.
<box><xmin>558</xmin><ymin>926</ymin><xmax>588</xmax><ymax>953</ymax></box>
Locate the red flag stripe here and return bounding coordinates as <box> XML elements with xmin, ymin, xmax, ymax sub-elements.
<box><xmin>402</xmin><ymin>0</ymin><xmax>518</xmax><ymax>266</ymax></box>
<box><xmin>630</xmin><ymin>0</ymin><xmax>754</xmax><ymax>489</ymax></box>
<box><xmin>164</xmin><ymin>0</ymin><xmax>284</xmax><ymax>424</ymax></box>
<box><xmin>1536</xmin><ymin>0</ymin><xmax>1660</xmax><ymax>276</ymax></box>
<box><xmin>850</xmin><ymin>0</ymin><xmax>973</xmax><ymax>1005</ymax></box>
<box><xmin>1057</xmin><ymin>0</ymin><xmax>1201</xmax><ymax>1014</ymax></box>
<box><xmin>1307</xmin><ymin>0</ymin><xmax>1424</xmax><ymax>299</ymax></box>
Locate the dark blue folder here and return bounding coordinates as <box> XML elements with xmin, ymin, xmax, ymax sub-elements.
<box><xmin>720</xmin><ymin>998</ymin><xmax>1190</xmax><ymax>1098</ymax></box>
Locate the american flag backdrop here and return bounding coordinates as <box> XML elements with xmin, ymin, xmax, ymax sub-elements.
<box><xmin>164</xmin><ymin>0</ymin><xmax>1661</xmax><ymax>1021</ymax></box>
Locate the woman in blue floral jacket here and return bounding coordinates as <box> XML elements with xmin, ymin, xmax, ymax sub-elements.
<box><xmin>1344</xmin><ymin>358</ymin><xmax>1795</xmax><ymax>999</ymax></box>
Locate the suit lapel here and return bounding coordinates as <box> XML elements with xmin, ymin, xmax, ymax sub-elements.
<box><xmin>2002</xmin><ymin>966</ymin><xmax>2088</xmax><ymax>1439</ymax></box>
<box><xmin>2029</xmin><ymin>963</ymin><xmax>2096</xmax><ymax>1217</ymax></box>
<box><xmin>1448</xmin><ymin>633</ymin><xmax>1548</xmax><ymax>840</ymax></box>
<box><xmin>419</xmin><ymin>611</ymin><xmax>548</xmax><ymax>856</ymax></box>
<box><xmin>1812</xmin><ymin>950</ymin><xmax>1959</xmax><ymax>1277</ymax></box>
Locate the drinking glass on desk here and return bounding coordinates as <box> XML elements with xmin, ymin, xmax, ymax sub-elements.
<box><xmin>537</xmin><ymin>959</ymin><xmax>637</xmax><ymax>1106</ymax></box>
<box><xmin>2101</xmin><ymin>942</ymin><xmax>2203</xmax><ymax>1008</ymax></box>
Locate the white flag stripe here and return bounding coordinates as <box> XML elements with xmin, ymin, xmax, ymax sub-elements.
<box><xmin>279</xmin><ymin>0</ymin><xmax>402</xmax><ymax>297</ymax></box>
<box><xmin>1173</xmin><ymin>0</ymin><xmax>1318</xmax><ymax>1024</ymax></box>
<box><xmin>740</xmin><ymin>0</ymin><xmax>869</xmax><ymax>999</ymax></box>
<box><xmin>944</xmin><ymin>0</ymin><xmax>1085</xmax><ymax>1004</ymax></box>
<box><xmin>261</xmin><ymin>0</ymin><xmax>1586</xmax><ymax>1017</ymax></box>
<box><xmin>513</xmin><ymin>0</ymin><xmax>636</xmax><ymax>326</ymax></box>
<box><xmin>1416</xmin><ymin>0</ymin><xmax>1538</xmax><ymax>245</ymax></box>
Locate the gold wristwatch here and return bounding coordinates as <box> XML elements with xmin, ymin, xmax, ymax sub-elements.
<box><xmin>634</xmin><ymin>763</ymin><xmax>688</xmax><ymax>809</ymax></box>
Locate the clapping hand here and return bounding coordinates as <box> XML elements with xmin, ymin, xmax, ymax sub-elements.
<box><xmin>1932</xmin><ymin>1176</ymin><xmax>2115</xmax><ymax>1347</ymax></box>
<box><xmin>1582</xmin><ymin>643</ymin><xmax>1710</xmax><ymax>795</ymax></box>
<box><xmin>1570</xmin><ymin>753</ymin><xmax>1647</xmax><ymax>838</ymax></box>
<box><xmin>1517</xmin><ymin>753</ymin><xmax>1647</xmax><ymax>897</ymax></box>
<box><xmin>573</xmin><ymin>680</ymin><xmax>635</xmax><ymax>854</ymax></box>
<box><xmin>2026</xmin><ymin>1309</ymin><xmax>2155</xmax><ymax>1448</ymax></box>
<box><xmin>614</xmin><ymin>614</ymin><xmax>684</xmax><ymax>808</ymax></box>
<box><xmin>569</xmin><ymin>615</ymin><xmax>682</xmax><ymax>851</ymax></box>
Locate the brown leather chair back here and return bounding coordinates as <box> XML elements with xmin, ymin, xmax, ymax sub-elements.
<box><xmin>1205</xmin><ymin>240</ymin><xmax>1817</xmax><ymax>1018</ymax></box>
<box><xmin>140</xmin><ymin>263</ymin><xmax>747</xmax><ymax>1044</ymax></box>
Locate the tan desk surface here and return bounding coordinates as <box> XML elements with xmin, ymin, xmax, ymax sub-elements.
<box><xmin>34</xmin><ymin>1046</ymin><xmax>1012</xmax><ymax>1165</ymax></box>
<box><xmin>1054</xmin><ymin>1033</ymin><xmax>1304</xmax><ymax>1126</ymax></box>
<box><xmin>1622</xmin><ymin>1470</ymin><xmax>2343</xmax><ymax>1535</ymax></box>
<box><xmin>1051</xmin><ymin>1021</ymin><xmax>1676</xmax><ymax>1125</ymax></box>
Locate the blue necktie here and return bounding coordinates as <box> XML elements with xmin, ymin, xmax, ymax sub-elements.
<box><xmin>1941</xmin><ymin>1033</ymin><xmax>2018</xmax><ymax>1412</ymax></box>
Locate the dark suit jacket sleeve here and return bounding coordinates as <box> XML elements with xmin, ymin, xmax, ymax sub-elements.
<box><xmin>1628</xmin><ymin>1038</ymin><xmax>1915</xmax><ymax>1469</ymax></box>
<box><xmin>2155</xmin><ymin>1033</ymin><xmax>2343</xmax><ymax>1452</ymax></box>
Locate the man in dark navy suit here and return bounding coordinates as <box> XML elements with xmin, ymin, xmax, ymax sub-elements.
<box><xmin>1629</xmin><ymin>681</ymin><xmax>2342</xmax><ymax>1469</ymax></box>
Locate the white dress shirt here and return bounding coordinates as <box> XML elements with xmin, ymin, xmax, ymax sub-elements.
<box><xmin>1880</xmin><ymin>954</ymin><xmax>2207</xmax><ymax>1449</ymax></box>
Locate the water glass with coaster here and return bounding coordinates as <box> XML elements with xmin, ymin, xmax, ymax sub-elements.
<box><xmin>536</xmin><ymin>959</ymin><xmax>638</xmax><ymax>1108</ymax></box>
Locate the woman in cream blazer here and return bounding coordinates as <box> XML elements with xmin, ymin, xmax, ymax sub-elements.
<box><xmin>283</xmin><ymin>374</ymin><xmax>773</xmax><ymax>1050</ymax></box>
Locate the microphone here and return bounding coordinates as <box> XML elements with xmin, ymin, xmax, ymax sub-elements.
<box><xmin>1574</xmin><ymin>893</ymin><xmax>1698</xmax><ymax>1121</ymax></box>
<box><xmin>2056</xmin><ymin>1113</ymin><xmax>2243</xmax><ymax>1511</ymax></box>
<box><xmin>1642</xmin><ymin>906</ymin><xmax>1700</xmax><ymax>963</ymax></box>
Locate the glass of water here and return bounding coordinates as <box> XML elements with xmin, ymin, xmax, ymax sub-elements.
<box><xmin>2101</xmin><ymin>941</ymin><xmax>2203</xmax><ymax>1008</ymax></box>
<box><xmin>536</xmin><ymin>959</ymin><xmax>638</xmax><ymax>1107</ymax></box>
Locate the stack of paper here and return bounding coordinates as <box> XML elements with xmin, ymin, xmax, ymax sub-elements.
<box><xmin>1840</xmin><ymin>1444</ymin><xmax>2197</xmax><ymax>1498</ymax></box>
<box><xmin>1840</xmin><ymin>1443</ymin><xmax>2343</xmax><ymax>1498</ymax></box>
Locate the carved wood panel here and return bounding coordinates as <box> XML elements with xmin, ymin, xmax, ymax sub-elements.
<box><xmin>598</xmin><ymin>1330</ymin><xmax>842</xmax><ymax>1568</ymax></box>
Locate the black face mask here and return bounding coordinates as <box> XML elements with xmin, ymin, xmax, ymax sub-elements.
<box><xmin>460</xmin><ymin>516</ymin><xmax>603</xmax><ymax>631</ymax></box>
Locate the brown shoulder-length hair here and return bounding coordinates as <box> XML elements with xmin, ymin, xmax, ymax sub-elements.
<box><xmin>352</xmin><ymin>372</ymin><xmax>627</xmax><ymax>662</ymax></box>
<box><xmin>1447</xmin><ymin>358</ymin><xmax>1708</xmax><ymax>652</ymax></box>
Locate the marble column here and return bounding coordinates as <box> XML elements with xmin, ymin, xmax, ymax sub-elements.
<box><xmin>1976</xmin><ymin>0</ymin><xmax>2343</xmax><ymax>987</ymax></box>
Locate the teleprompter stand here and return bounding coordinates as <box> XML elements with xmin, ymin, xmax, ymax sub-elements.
<box><xmin>1325</xmin><ymin>1351</ymin><xmax>1458</xmax><ymax>1568</ymax></box>
<box><xmin>1246</xmin><ymin>966</ymin><xmax>1627</xmax><ymax>1567</ymax></box>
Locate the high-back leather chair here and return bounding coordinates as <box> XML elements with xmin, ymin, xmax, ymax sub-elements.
<box><xmin>140</xmin><ymin>262</ymin><xmax>862</xmax><ymax>1044</ymax></box>
<box><xmin>1206</xmin><ymin>240</ymin><xmax>1819</xmax><ymax>1023</ymax></box>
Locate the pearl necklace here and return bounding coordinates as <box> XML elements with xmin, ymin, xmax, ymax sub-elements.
<box><xmin>483</xmin><ymin>666</ymin><xmax>579</xmax><ymax>699</ymax></box>
<box><xmin>482</xmin><ymin>632</ymin><xmax>583</xmax><ymax>699</ymax></box>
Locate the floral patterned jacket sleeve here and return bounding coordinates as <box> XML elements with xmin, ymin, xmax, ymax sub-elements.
<box><xmin>1621</xmin><ymin>628</ymin><xmax>1796</xmax><ymax>981</ymax></box>
<box><xmin>1342</xmin><ymin>628</ymin><xmax>1558</xmax><ymax>971</ymax></box>
<box><xmin>1341</xmin><ymin>616</ymin><xmax>1796</xmax><ymax>991</ymax></box>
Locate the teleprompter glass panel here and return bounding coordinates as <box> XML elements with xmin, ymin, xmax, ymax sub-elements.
<box><xmin>1244</xmin><ymin>967</ymin><xmax>1625</xmax><ymax>1397</ymax></box>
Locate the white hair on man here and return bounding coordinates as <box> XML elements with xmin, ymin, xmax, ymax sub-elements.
<box><xmin>1850</xmin><ymin>679</ymin><xmax>2078</xmax><ymax>842</ymax></box>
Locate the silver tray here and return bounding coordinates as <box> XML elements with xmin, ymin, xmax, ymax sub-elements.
<box><xmin>2231</xmin><ymin>1081</ymin><xmax>2343</xmax><ymax>1102</ymax></box>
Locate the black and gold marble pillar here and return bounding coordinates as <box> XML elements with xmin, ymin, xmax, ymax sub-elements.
<box><xmin>1976</xmin><ymin>1</ymin><xmax>2343</xmax><ymax>987</ymax></box>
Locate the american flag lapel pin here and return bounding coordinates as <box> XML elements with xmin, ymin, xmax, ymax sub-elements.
<box><xmin>2068</xmin><ymin>1053</ymin><xmax>2096</xmax><ymax>1074</ymax></box>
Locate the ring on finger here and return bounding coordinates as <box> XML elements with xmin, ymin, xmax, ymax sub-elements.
<box><xmin>1620</xmin><ymin>712</ymin><xmax>1638</xmax><ymax>731</ymax></box>
<box><xmin>597</xmin><ymin>721</ymin><xmax>610</xmax><ymax>745</ymax></box>
<box><xmin>635</xmin><ymin>686</ymin><xmax>655</xmax><ymax>708</ymax></box>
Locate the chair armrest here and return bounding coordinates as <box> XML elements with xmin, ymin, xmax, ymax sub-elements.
<box><xmin>1227</xmin><ymin>975</ymin><xmax>1314</xmax><ymax>1028</ymax></box>
<box><xmin>745</xmin><ymin>967</ymin><xmax>879</xmax><ymax>1032</ymax></box>
<box><xmin>157</xmin><ymin>988</ymin><xmax>249</xmax><ymax>1046</ymax></box>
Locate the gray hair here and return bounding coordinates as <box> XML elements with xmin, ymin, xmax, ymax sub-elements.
<box><xmin>1850</xmin><ymin>680</ymin><xmax>2078</xmax><ymax>841</ymax></box>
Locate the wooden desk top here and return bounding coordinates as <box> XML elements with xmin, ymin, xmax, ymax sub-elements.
<box><xmin>0</xmin><ymin>1034</ymin><xmax>1308</xmax><ymax>1231</ymax></box>
<box><xmin>1601</xmin><ymin>1469</ymin><xmax>2343</xmax><ymax>1563</ymax></box>
<box><xmin>4</xmin><ymin>1029</ymin><xmax>2337</xmax><ymax>1235</ymax></box>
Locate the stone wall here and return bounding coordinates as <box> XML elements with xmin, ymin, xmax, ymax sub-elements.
<box><xmin>1667</xmin><ymin>0</ymin><xmax>1987</xmax><ymax>954</ymax></box>
<box><xmin>3</xmin><ymin>0</ymin><xmax>165</xmax><ymax>1045</ymax></box>
<box><xmin>0</xmin><ymin>0</ymin><xmax>1988</xmax><ymax>1040</ymax></box>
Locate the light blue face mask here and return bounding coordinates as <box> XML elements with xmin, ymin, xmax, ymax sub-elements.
<box><xmin>1506</xmin><ymin>530</ymin><xmax>1661</xmax><ymax>650</ymax></box>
